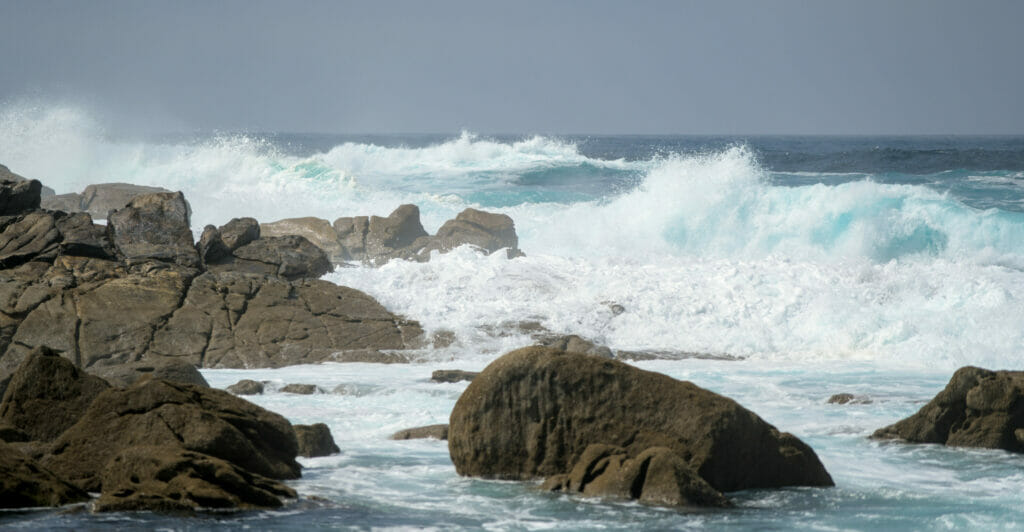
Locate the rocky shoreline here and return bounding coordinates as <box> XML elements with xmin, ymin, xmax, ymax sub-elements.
<box><xmin>2</xmin><ymin>170</ymin><xmax>1021</xmax><ymax>516</ymax></box>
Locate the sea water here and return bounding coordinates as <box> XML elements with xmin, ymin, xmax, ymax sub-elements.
<box><xmin>2</xmin><ymin>104</ymin><xmax>1024</xmax><ymax>530</ymax></box>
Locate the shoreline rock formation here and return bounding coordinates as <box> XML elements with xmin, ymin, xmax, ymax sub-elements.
<box><xmin>872</xmin><ymin>366</ymin><xmax>1024</xmax><ymax>453</ymax></box>
<box><xmin>448</xmin><ymin>346</ymin><xmax>833</xmax><ymax>508</ymax></box>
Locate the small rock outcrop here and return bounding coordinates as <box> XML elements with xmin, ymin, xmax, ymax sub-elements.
<box><xmin>390</xmin><ymin>424</ymin><xmax>449</xmax><ymax>441</ymax></box>
<box><xmin>213</xmin><ymin>235</ymin><xmax>332</xmax><ymax>281</ymax></box>
<box><xmin>448</xmin><ymin>346</ymin><xmax>833</xmax><ymax>507</ymax></box>
<box><xmin>227</xmin><ymin>379</ymin><xmax>265</xmax><ymax>395</ymax></box>
<box><xmin>872</xmin><ymin>366</ymin><xmax>1024</xmax><ymax>452</ymax></box>
<box><xmin>429</xmin><ymin>208</ymin><xmax>522</xmax><ymax>258</ymax></box>
<box><xmin>431</xmin><ymin>369</ymin><xmax>479</xmax><ymax>383</ymax></box>
<box><xmin>828</xmin><ymin>393</ymin><xmax>872</xmax><ymax>405</ymax></box>
<box><xmin>541</xmin><ymin>444</ymin><xmax>730</xmax><ymax>508</ymax></box>
<box><xmin>0</xmin><ymin>178</ymin><xmax>43</xmax><ymax>215</ymax></box>
<box><xmin>280</xmin><ymin>383</ymin><xmax>319</xmax><ymax>395</ymax></box>
<box><xmin>94</xmin><ymin>445</ymin><xmax>296</xmax><ymax>512</ymax></box>
<box><xmin>294</xmin><ymin>423</ymin><xmax>340</xmax><ymax>457</ymax></box>
<box><xmin>0</xmin><ymin>440</ymin><xmax>88</xmax><ymax>508</ymax></box>
<box><xmin>262</xmin><ymin>217</ymin><xmax>347</xmax><ymax>264</ymax></box>
<box><xmin>42</xmin><ymin>379</ymin><xmax>301</xmax><ymax>492</ymax></box>
<box><xmin>107</xmin><ymin>192</ymin><xmax>200</xmax><ymax>269</ymax></box>
<box><xmin>0</xmin><ymin>346</ymin><xmax>110</xmax><ymax>441</ymax></box>
<box><xmin>41</xmin><ymin>183</ymin><xmax>174</xmax><ymax>220</ymax></box>
<box><xmin>89</xmin><ymin>358</ymin><xmax>209</xmax><ymax>388</ymax></box>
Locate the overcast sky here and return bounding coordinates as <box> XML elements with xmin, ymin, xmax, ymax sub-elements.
<box><xmin>2</xmin><ymin>0</ymin><xmax>1022</xmax><ymax>135</ymax></box>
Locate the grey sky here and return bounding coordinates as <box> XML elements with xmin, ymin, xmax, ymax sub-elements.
<box><xmin>2</xmin><ymin>0</ymin><xmax>1022</xmax><ymax>135</ymax></box>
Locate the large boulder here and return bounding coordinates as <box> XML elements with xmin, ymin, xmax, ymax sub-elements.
<box><xmin>40</xmin><ymin>182</ymin><xmax>175</xmax><ymax>220</ymax></box>
<box><xmin>0</xmin><ymin>440</ymin><xmax>88</xmax><ymax>508</ymax></box>
<box><xmin>873</xmin><ymin>366</ymin><xmax>1024</xmax><ymax>452</ymax></box>
<box><xmin>55</xmin><ymin>212</ymin><xmax>116</xmax><ymax>260</ymax></box>
<box><xmin>541</xmin><ymin>444</ymin><xmax>730</xmax><ymax>508</ymax></box>
<box><xmin>42</xmin><ymin>379</ymin><xmax>301</xmax><ymax>492</ymax></box>
<box><xmin>0</xmin><ymin>178</ymin><xmax>42</xmax><ymax>216</ymax></box>
<box><xmin>366</xmin><ymin>204</ymin><xmax>428</xmax><ymax>256</ymax></box>
<box><xmin>107</xmin><ymin>192</ymin><xmax>200</xmax><ymax>269</ymax></box>
<box><xmin>94</xmin><ymin>445</ymin><xmax>296</xmax><ymax>512</ymax></box>
<box><xmin>262</xmin><ymin>217</ymin><xmax>347</xmax><ymax>264</ymax></box>
<box><xmin>226</xmin><ymin>379</ymin><xmax>265</xmax><ymax>395</ymax></box>
<box><xmin>218</xmin><ymin>217</ymin><xmax>260</xmax><ymax>251</ymax></box>
<box><xmin>0</xmin><ymin>346</ymin><xmax>110</xmax><ymax>441</ymax></box>
<box><xmin>429</xmin><ymin>208</ymin><xmax>522</xmax><ymax>258</ymax></box>
<box><xmin>293</xmin><ymin>423</ymin><xmax>340</xmax><ymax>457</ymax></box>
<box><xmin>448</xmin><ymin>347</ymin><xmax>833</xmax><ymax>493</ymax></box>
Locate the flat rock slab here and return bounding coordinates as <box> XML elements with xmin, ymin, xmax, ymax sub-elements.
<box><xmin>391</xmin><ymin>424</ymin><xmax>449</xmax><ymax>441</ymax></box>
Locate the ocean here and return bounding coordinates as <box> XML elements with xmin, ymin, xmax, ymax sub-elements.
<box><xmin>2</xmin><ymin>105</ymin><xmax>1024</xmax><ymax>530</ymax></box>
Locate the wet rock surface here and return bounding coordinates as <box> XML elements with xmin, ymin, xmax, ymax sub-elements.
<box><xmin>0</xmin><ymin>440</ymin><xmax>88</xmax><ymax>508</ymax></box>
<box><xmin>448</xmin><ymin>346</ymin><xmax>833</xmax><ymax>506</ymax></box>
<box><xmin>294</xmin><ymin>423</ymin><xmax>340</xmax><ymax>457</ymax></box>
<box><xmin>390</xmin><ymin>424</ymin><xmax>449</xmax><ymax>441</ymax></box>
<box><xmin>873</xmin><ymin>366</ymin><xmax>1024</xmax><ymax>452</ymax></box>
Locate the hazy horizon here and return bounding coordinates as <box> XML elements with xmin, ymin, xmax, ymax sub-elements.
<box><xmin>2</xmin><ymin>0</ymin><xmax>1023</xmax><ymax>136</ymax></box>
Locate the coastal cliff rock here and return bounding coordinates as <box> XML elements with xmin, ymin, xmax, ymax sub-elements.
<box><xmin>448</xmin><ymin>346</ymin><xmax>833</xmax><ymax>504</ymax></box>
<box><xmin>41</xmin><ymin>379</ymin><xmax>301</xmax><ymax>492</ymax></box>
<box><xmin>94</xmin><ymin>445</ymin><xmax>296</xmax><ymax>512</ymax></box>
<box><xmin>0</xmin><ymin>177</ymin><xmax>424</xmax><ymax>372</ymax></box>
<box><xmin>872</xmin><ymin>366</ymin><xmax>1024</xmax><ymax>452</ymax></box>
<box><xmin>0</xmin><ymin>440</ymin><xmax>88</xmax><ymax>508</ymax></box>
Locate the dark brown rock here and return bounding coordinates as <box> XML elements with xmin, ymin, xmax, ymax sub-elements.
<box><xmin>541</xmin><ymin>444</ymin><xmax>730</xmax><ymax>508</ymax></box>
<box><xmin>448</xmin><ymin>347</ymin><xmax>833</xmax><ymax>492</ymax></box>
<box><xmin>280</xmin><ymin>383</ymin><xmax>319</xmax><ymax>395</ymax></box>
<box><xmin>94</xmin><ymin>445</ymin><xmax>296</xmax><ymax>512</ymax></box>
<box><xmin>0</xmin><ymin>440</ymin><xmax>89</xmax><ymax>508</ymax></box>
<box><xmin>89</xmin><ymin>358</ymin><xmax>209</xmax><ymax>388</ymax></box>
<box><xmin>0</xmin><ymin>178</ymin><xmax>42</xmax><ymax>216</ymax></box>
<box><xmin>872</xmin><ymin>366</ymin><xmax>1024</xmax><ymax>452</ymax></box>
<box><xmin>218</xmin><ymin>217</ymin><xmax>260</xmax><ymax>251</ymax></box>
<box><xmin>55</xmin><ymin>212</ymin><xmax>116</xmax><ymax>259</ymax></box>
<box><xmin>431</xmin><ymin>369</ymin><xmax>479</xmax><ymax>383</ymax></box>
<box><xmin>366</xmin><ymin>204</ymin><xmax>428</xmax><ymax>254</ymax></box>
<box><xmin>65</xmin><ymin>183</ymin><xmax>174</xmax><ymax>220</ymax></box>
<box><xmin>42</xmin><ymin>379</ymin><xmax>300</xmax><ymax>492</ymax></box>
<box><xmin>390</xmin><ymin>424</ymin><xmax>449</xmax><ymax>441</ymax></box>
<box><xmin>431</xmin><ymin>207</ymin><xmax>522</xmax><ymax>258</ymax></box>
<box><xmin>0</xmin><ymin>346</ymin><xmax>110</xmax><ymax>441</ymax></box>
<box><xmin>226</xmin><ymin>379</ymin><xmax>265</xmax><ymax>395</ymax></box>
<box><xmin>0</xmin><ymin>423</ymin><xmax>30</xmax><ymax>443</ymax></box>
<box><xmin>330</xmin><ymin>349</ymin><xmax>411</xmax><ymax>364</ymax></box>
<box><xmin>219</xmin><ymin>235</ymin><xmax>332</xmax><ymax>280</ymax></box>
<box><xmin>107</xmin><ymin>192</ymin><xmax>200</xmax><ymax>269</ymax></box>
<box><xmin>294</xmin><ymin>423</ymin><xmax>340</xmax><ymax>457</ymax></box>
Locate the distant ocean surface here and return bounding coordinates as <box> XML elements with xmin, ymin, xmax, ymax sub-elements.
<box><xmin>3</xmin><ymin>105</ymin><xmax>1024</xmax><ymax>530</ymax></box>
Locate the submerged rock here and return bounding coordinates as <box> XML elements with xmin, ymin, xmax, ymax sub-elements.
<box><xmin>431</xmin><ymin>369</ymin><xmax>479</xmax><ymax>383</ymax></box>
<box><xmin>872</xmin><ymin>366</ymin><xmax>1024</xmax><ymax>452</ymax></box>
<box><xmin>448</xmin><ymin>346</ymin><xmax>833</xmax><ymax>498</ymax></box>
<box><xmin>94</xmin><ymin>445</ymin><xmax>296</xmax><ymax>512</ymax></box>
<box><xmin>280</xmin><ymin>383</ymin><xmax>319</xmax><ymax>395</ymax></box>
<box><xmin>390</xmin><ymin>424</ymin><xmax>449</xmax><ymax>441</ymax></box>
<box><xmin>226</xmin><ymin>379</ymin><xmax>265</xmax><ymax>395</ymax></box>
<box><xmin>294</xmin><ymin>423</ymin><xmax>340</xmax><ymax>457</ymax></box>
<box><xmin>828</xmin><ymin>393</ymin><xmax>872</xmax><ymax>405</ymax></box>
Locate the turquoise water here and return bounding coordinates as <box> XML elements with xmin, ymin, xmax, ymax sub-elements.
<box><xmin>1</xmin><ymin>104</ymin><xmax>1024</xmax><ymax>529</ymax></box>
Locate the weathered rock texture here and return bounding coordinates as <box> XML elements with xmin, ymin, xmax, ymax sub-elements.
<box><xmin>0</xmin><ymin>178</ymin><xmax>43</xmax><ymax>216</ymax></box>
<box><xmin>0</xmin><ymin>181</ymin><xmax>423</xmax><ymax>374</ymax></box>
<box><xmin>89</xmin><ymin>358</ymin><xmax>210</xmax><ymax>388</ymax></box>
<box><xmin>0</xmin><ymin>346</ymin><xmax>109</xmax><ymax>441</ymax></box>
<box><xmin>872</xmin><ymin>366</ymin><xmax>1024</xmax><ymax>452</ymax></box>
<box><xmin>267</xmin><ymin>205</ymin><xmax>522</xmax><ymax>266</ymax></box>
<box><xmin>227</xmin><ymin>379</ymin><xmax>265</xmax><ymax>395</ymax></box>
<box><xmin>94</xmin><ymin>446</ymin><xmax>296</xmax><ymax>512</ymax></box>
<box><xmin>541</xmin><ymin>444</ymin><xmax>730</xmax><ymax>508</ymax></box>
<box><xmin>41</xmin><ymin>379</ymin><xmax>301</xmax><ymax>492</ymax></box>
<box><xmin>294</xmin><ymin>423</ymin><xmax>340</xmax><ymax>457</ymax></box>
<box><xmin>449</xmin><ymin>346</ymin><xmax>833</xmax><ymax>505</ymax></box>
<box><xmin>431</xmin><ymin>369</ymin><xmax>479</xmax><ymax>383</ymax></box>
<box><xmin>0</xmin><ymin>440</ymin><xmax>88</xmax><ymax>508</ymax></box>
